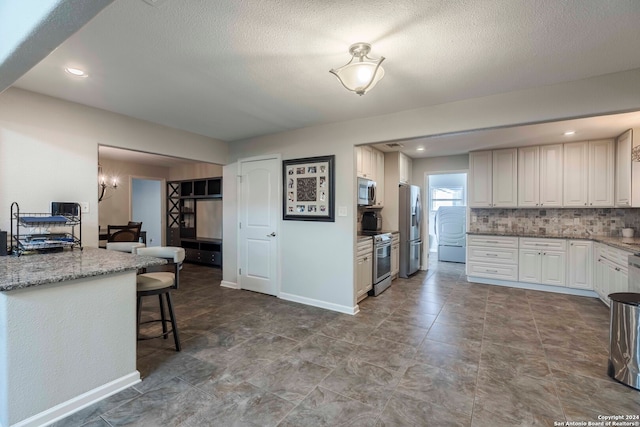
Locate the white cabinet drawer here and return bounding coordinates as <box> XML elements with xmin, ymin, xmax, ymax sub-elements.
<box><xmin>467</xmin><ymin>261</ymin><xmax>518</xmax><ymax>281</ymax></box>
<box><xmin>467</xmin><ymin>247</ymin><xmax>518</xmax><ymax>264</ymax></box>
<box><xmin>467</xmin><ymin>235</ymin><xmax>518</xmax><ymax>248</ymax></box>
<box><xmin>519</xmin><ymin>238</ymin><xmax>566</xmax><ymax>251</ymax></box>
<box><xmin>357</xmin><ymin>239</ymin><xmax>373</xmax><ymax>257</ymax></box>
<box><xmin>597</xmin><ymin>244</ymin><xmax>632</xmax><ymax>267</ymax></box>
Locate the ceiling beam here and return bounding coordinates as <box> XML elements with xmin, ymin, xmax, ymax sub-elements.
<box><xmin>0</xmin><ymin>0</ymin><xmax>114</xmax><ymax>93</ymax></box>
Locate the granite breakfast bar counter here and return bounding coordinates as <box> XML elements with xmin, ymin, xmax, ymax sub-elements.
<box><xmin>0</xmin><ymin>248</ymin><xmax>166</xmax><ymax>427</ymax></box>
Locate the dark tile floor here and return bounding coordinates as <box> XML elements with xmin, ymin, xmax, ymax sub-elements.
<box><xmin>55</xmin><ymin>259</ymin><xmax>639</xmax><ymax>426</ymax></box>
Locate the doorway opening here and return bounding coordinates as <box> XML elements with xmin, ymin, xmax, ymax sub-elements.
<box><xmin>427</xmin><ymin>172</ymin><xmax>467</xmax><ymax>263</ymax></box>
<box><xmin>131</xmin><ymin>178</ymin><xmax>162</xmax><ymax>247</ymax></box>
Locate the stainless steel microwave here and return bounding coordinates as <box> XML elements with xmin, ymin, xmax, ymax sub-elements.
<box><xmin>357</xmin><ymin>177</ymin><xmax>376</xmax><ymax>206</ymax></box>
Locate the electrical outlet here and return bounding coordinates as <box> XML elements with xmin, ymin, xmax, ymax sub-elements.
<box><xmin>338</xmin><ymin>206</ymin><xmax>348</xmax><ymax>217</ymax></box>
<box><xmin>79</xmin><ymin>202</ymin><xmax>89</xmax><ymax>214</ymax></box>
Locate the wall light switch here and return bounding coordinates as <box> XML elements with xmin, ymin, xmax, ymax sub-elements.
<box><xmin>338</xmin><ymin>206</ymin><xmax>348</xmax><ymax>217</ymax></box>
<box><xmin>79</xmin><ymin>202</ymin><xmax>89</xmax><ymax>214</ymax></box>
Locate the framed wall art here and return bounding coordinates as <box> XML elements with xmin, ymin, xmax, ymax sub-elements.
<box><xmin>283</xmin><ymin>155</ymin><xmax>335</xmax><ymax>222</ymax></box>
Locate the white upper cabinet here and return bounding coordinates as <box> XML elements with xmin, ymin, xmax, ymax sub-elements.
<box><xmin>468</xmin><ymin>151</ymin><xmax>493</xmax><ymax>207</ymax></box>
<box><xmin>563</xmin><ymin>139</ymin><xmax>613</xmax><ymax>207</ymax></box>
<box><xmin>539</xmin><ymin>144</ymin><xmax>563</xmax><ymax>207</ymax></box>
<box><xmin>399</xmin><ymin>152</ymin><xmax>412</xmax><ymax>184</ymax></box>
<box><xmin>356</xmin><ymin>146</ymin><xmax>375</xmax><ymax>180</ymax></box>
<box><xmin>518</xmin><ymin>146</ymin><xmax>540</xmax><ymax>207</ymax></box>
<box><xmin>588</xmin><ymin>139</ymin><xmax>614</xmax><ymax>207</ymax></box>
<box><xmin>356</xmin><ymin>146</ymin><xmax>387</xmax><ymax>192</ymax></box>
<box><xmin>469</xmin><ymin>149</ymin><xmax>517</xmax><ymax>207</ymax></box>
<box><xmin>492</xmin><ymin>148</ymin><xmax>518</xmax><ymax>207</ymax></box>
<box><xmin>563</xmin><ymin>141</ymin><xmax>590</xmax><ymax>207</ymax></box>
<box><xmin>615</xmin><ymin>129</ymin><xmax>632</xmax><ymax>207</ymax></box>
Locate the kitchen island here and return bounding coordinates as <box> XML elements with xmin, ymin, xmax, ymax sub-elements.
<box><xmin>0</xmin><ymin>248</ymin><xmax>165</xmax><ymax>427</ymax></box>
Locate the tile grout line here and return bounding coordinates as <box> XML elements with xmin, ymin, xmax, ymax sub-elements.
<box><xmin>469</xmin><ymin>285</ymin><xmax>490</xmax><ymax>426</ymax></box>
<box><xmin>528</xmin><ymin>293</ymin><xmax>568</xmax><ymax>424</ymax></box>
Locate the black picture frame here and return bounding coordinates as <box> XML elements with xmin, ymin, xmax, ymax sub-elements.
<box><xmin>283</xmin><ymin>155</ymin><xmax>335</xmax><ymax>222</ymax></box>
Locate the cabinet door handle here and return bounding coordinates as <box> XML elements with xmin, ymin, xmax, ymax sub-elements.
<box><xmin>541</xmin><ymin>203</ymin><xmax>543</xmax><ymax>206</ymax></box>
<box><xmin>584</xmin><ymin>203</ymin><xmax>587</xmax><ymax>206</ymax></box>
<box><xmin>486</xmin><ymin>253</ymin><xmax>498</xmax><ymax>257</ymax></box>
<box><xmin>486</xmin><ymin>269</ymin><xmax>498</xmax><ymax>273</ymax></box>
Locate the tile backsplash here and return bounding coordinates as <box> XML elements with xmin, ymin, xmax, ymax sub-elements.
<box><xmin>469</xmin><ymin>208</ymin><xmax>640</xmax><ymax>237</ymax></box>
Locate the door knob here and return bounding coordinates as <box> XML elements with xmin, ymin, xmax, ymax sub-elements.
<box><xmin>267</xmin><ymin>232</ymin><xmax>276</xmax><ymax>237</ymax></box>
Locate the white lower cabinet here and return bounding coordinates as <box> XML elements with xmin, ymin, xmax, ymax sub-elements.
<box><xmin>518</xmin><ymin>238</ymin><xmax>566</xmax><ymax>286</ymax></box>
<box><xmin>593</xmin><ymin>243</ymin><xmax>631</xmax><ymax>305</ymax></box>
<box><xmin>355</xmin><ymin>239</ymin><xmax>373</xmax><ymax>302</ymax></box>
<box><xmin>567</xmin><ymin>240</ymin><xmax>593</xmax><ymax>289</ymax></box>
<box><xmin>467</xmin><ymin>234</ymin><xmax>634</xmax><ymax>299</ymax></box>
<box><xmin>519</xmin><ymin>249</ymin><xmax>542</xmax><ymax>283</ymax></box>
<box><xmin>391</xmin><ymin>233</ymin><xmax>399</xmax><ymax>279</ymax></box>
<box><xmin>466</xmin><ymin>235</ymin><xmax>519</xmax><ymax>281</ymax></box>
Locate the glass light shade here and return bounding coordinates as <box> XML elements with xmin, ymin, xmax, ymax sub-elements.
<box><xmin>332</xmin><ymin>62</ymin><xmax>385</xmax><ymax>95</ymax></box>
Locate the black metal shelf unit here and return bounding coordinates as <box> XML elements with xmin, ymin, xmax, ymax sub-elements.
<box><xmin>10</xmin><ymin>202</ymin><xmax>82</xmax><ymax>256</ymax></box>
<box><xmin>166</xmin><ymin>177</ymin><xmax>222</xmax><ymax>267</ymax></box>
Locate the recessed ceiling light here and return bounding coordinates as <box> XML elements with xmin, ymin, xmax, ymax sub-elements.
<box><xmin>416</xmin><ymin>147</ymin><xmax>425</xmax><ymax>151</ymax></box>
<box><xmin>564</xmin><ymin>131</ymin><xmax>576</xmax><ymax>136</ymax></box>
<box><xmin>65</xmin><ymin>67</ymin><xmax>88</xmax><ymax>77</ymax></box>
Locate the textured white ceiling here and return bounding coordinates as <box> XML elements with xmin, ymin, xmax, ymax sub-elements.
<box><xmin>12</xmin><ymin>0</ymin><xmax>640</xmax><ymax>142</ymax></box>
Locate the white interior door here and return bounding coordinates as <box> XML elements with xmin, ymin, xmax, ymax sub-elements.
<box><xmin>239</xmin><ymin>157</ymin><xmax>279</xmax><ymax>295</ymax></box>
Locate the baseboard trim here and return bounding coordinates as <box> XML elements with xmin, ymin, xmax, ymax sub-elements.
<box><xmin>279</xmin><ymin>292</ymin><xmax>358</xmax><ymax>315</ymax></box>
<box><xmin>466</xmin><ymin>276</ymin><xmax>599</xmax><ymax>298</ymax></box>
<box><xmin>220</xmin><ymin>280</ymin><xmax>239</xmax><ymax>289</ymax></box>
<box><xmin>14</xmin><ymin>371</ymin><xmax>140</xmax><ymax>427</ymax></box>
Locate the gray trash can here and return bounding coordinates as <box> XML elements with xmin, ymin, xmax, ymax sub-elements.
<box><xmin>608</xmin><ymin>292</ymin><xmax>640</xmax><ymax>390</ymax></box>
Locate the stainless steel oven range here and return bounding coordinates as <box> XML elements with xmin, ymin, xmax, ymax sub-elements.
<box><xmin>368</xmin><ymin>232</ymin><xmax>392</xmax><ymax>296</ymax></box>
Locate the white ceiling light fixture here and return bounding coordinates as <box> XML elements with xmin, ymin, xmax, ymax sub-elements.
<box><xmin>416</xmin><ymin>147</ymin><xmax>425</xmax><ymax>151</ymax></box>
<box><xmin>563</xmin><ymin>130</ymin><xmax>576</xmax><ymax>136</ymax></box>
<box><xmin>64</xmin><ymin>67</ymin><xmax>88</xmax><ymax>77</ymax></box>
<box><xmin>330</xmin><ymin>43</ymin><xmax>385</xmax><ymax>96</ymax></box>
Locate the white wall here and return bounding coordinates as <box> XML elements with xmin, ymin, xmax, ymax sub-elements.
<box><xmin>222</xmin><ymin>69</ymin><xmax>640</xmax><ymax>312</ymax></box>
<box><xmin>221</xmin><ymin>162</ymin><xmax>238</xmax><ymax>288</ymax></box>
<box><xmin>225</xmin><ymin>133</ymin><xmax>356</xmax><ymax>312</ymax></box>
<box><xmin>412</xmin><ymin>154</ymin><xmax>469</xmax><ymax>185</ymax></box>
<box><xmin>0</xmin><ymin>88</ymin><xmax>227</xmax><ymax>247</ymax></box>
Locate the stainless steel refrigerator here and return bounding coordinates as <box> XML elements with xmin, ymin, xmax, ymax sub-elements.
<box><xmin>399</xmin><ymin>184</ymin><xmax>422</xmax><ymax>278</ymax></box>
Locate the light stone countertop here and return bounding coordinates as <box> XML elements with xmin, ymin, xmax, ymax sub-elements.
<box><xmin>467</xmin><ymin>232</ymin><xmax>640</xmax><ymax>253</ymax></box>
<box><xmin>0</xmin><ymin>247</ymin><xmax>167</xmax><ymax>292</ymax></box>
